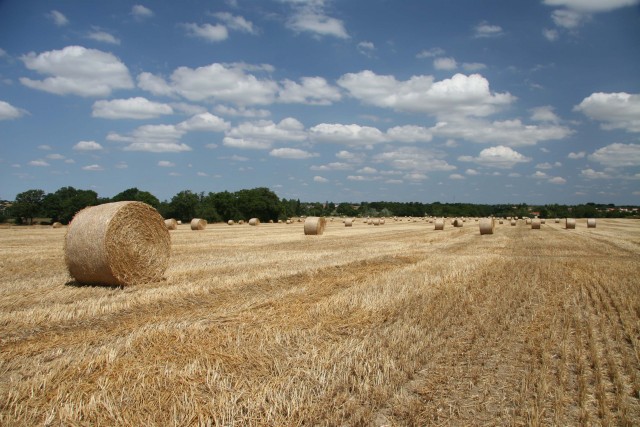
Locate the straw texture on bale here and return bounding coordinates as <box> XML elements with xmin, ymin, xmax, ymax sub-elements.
<box><xmin>344</xmin><ymin>218</ymin><xmax>353</xmax><ymax>227</ymax></box>
<box><xmin>52</xmin><ymin>222</ymin><xmax>63</xmax><ymax>228</ymax></box>
<box><xmin>587</xmin><ymin>218</ymin><xmax>596</xmax><ymax>228</ymax></box>
<box><xmin>525</xmin><ymin>218</ymin><xmax>532</xmax><ymax>225</ymax></box>
<box><xmin>373</xmin><ymin>218</ymin><xmax>381</xmax><ymax>226</ymax></box>
<box><xmin>510</xmin><ymin>219</ymin><xmax>517</xmax><ymax>226</ymax></box>
<box><xmin>249</xmin><ymin>218</ymin><xmax>260</xmax><ymax>226</ymax></box>
<box><xmin>479</xmin><ymin>218</ymin><xmax>495</xmax><ymax>235</ymax></box>
<box><xmin>566</xmin><ymin>218</ymin><xmax>576</xmax><ymax>229</ymax></box>
<box><xmin>453</xmin><ymin>218</ymin><xmax>463</xmax><ymax>227</ymax></box>
<box><xmin>304</xmin><ymin>216</ymin><xmax>326</xmax><ymax>235</ymax></box>
<box><xmin>227</xmin><ymin>220</ymin><xmax>235</xmax><ymax>225</ymax></box>
<box><xmin>434</xmin><ymin>218</ymin><xmax>445</xmax><ymax>230</ymax></box>
<box><xmin>531</xmin><ymin>218</ymin><xmax>541</xmax><ymax>229</ymax></box>
<box><xmin>64</xmin><ymin>201</ymin><xmax>170</xmax><ymax>286</ymax></box>
<box><xmin>190</xmin><ymin>218</ymin><xmax>207</xmax><ymax>230</ymax></box>
<box><xmin>164</xmin><ymin>218</ymin><xmax>177</xmax><ymax>230</ymax></box>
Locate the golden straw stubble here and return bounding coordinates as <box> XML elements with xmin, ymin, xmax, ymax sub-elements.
<box><xmin>64</xmin><ymin>201</ymin><xmax>171</xmax><ymax>286</ymax></box>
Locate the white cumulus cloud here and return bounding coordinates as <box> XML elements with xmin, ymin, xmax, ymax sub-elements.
<box><xmin>20</xmin><ymin>46</ymin><xmax>134</xmax><ymax>97</ymax></box>
<box><xmin>574</xmin><ymin>92</ymin><xmax>640</xmax><ymax>132</ymax></box>
<box><xmin>278</xmin><ymin>76</ymin><xmax>342</xmax><ymax>105</ymax></box>
<box><xmin>313</xmin><ymin>176</ymin><xmax>329</xmax><ymax>183</ymax></box>
<box><xmin>310</xmin><ymin>123</ymin><xmax>387</xmax><ymax>146</ymax></box>
<box><xmin>458</xmin><ymin>145</ymin><xmax>531</xmax><ymax>169</ymax></box>
<box><xmin>0</xmin><ymin>100</ymin><xmax>27</xmax><ymax>120</ymax></box>
<box><xmin>48</xmin><ymin>10</ymin><xmax>69</xmax><ymax>27</ymax></box>
<box><xmin>588</xmin><ymin>143</ymin><xmax>640</xmax><ymax>167</ymax></box>
<box><xmin>73</xmin><ymin>140</ymin><xmax>103</xmax><ymax>151</ymax></box>
<box><xmin>92</xmin><ymin>97</ymin><xmax>174</xmax><ymax>119</ymax></box>
<box><xmin>270</xmin><ymin>148</ymin><xmax>317</xmax><ymax>159</ymax></box>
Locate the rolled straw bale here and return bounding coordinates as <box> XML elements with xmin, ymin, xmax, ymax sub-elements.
<box><xmin>380</xmin><ymin>219</ymin><xmax>385</xmax><ymax>225</ymax></box>
<box><xmin>587</xmin><ymin>218</ymin><xmax>596</xmax><ymax>228</ymax></box>
<box><xmin>373</xmin><ymin>218</ymin><xmax>381</xmax><ymax>226</ymax></box>
<box><xmin>304</xmin><ymin>216</ymin><xmax>326</xmax><ymax>235</ymax></box>
<box><xmin>239</xmin><ymin>220</ymin><xmax>245</xmax><ymax>225</ymax></box>
<box><xmin>286</xmin><ymin>219</ymin><xmax>292</xmax><ymax>224</ymax></box>
<box><xmin>64</xmin><ymin>201</ymin><xmax>170</xmax><ymax>286</ymax></box>
<box><xmin>190</xmin><ymin>218</ymin><xmax>207</xmax><ymax>230</ymax></box>
<box><xmin>531</xmin><ymin>218</ymin><xmax>541</xmax><ymax>229</ymax></box>
<box><xmin>278</xmin><ymin>220</ymin><xmax>283</xmax><ymax>224</ymax></box>
<box><xmin>177</xmin><ymin>220</ymin><xmax>182</xmax><ymax>225</ymax></box>
<box><xmin>434</xmin><ymin>218</ymin><xmax>445</xmax><ymax>230</ymax></box>
<box><xmin>525</xmin><ymin>218</ymin><xmax>532</xmax><ymax>225</ymax></box>
<box><xmin>227</xmin><ymin>220</ymin><xmax>235</xmax><ymax>225</ymax></box>
<box><xmin>510</xmin><ymin>219</ymin><xmax>517</xmax><ymax>226</ymax></box>
<box><xmin>479</xmin><ymin>218</ymin><xmax>495</xmax><ymax>235</ymax></box>
<box><xmin>52</xmin><ymin>222</ymin><xmax>63</xmax><ymax>228</ymax></box>
<box><xmin>498</xmin><ymin>219</ymin><xmax>504</xmax><ymax>224</ymax></box>
<box><xmin>164</xmin><ymin>218</ymin><xmax>178</xmax><ymax>230</ymax></box>
<box><xmin>565</xmin><ymin>218</ymin><xmax>576</xmax><ymax>229</ymax></box>
<box><xmin>555</xmin><ymin>218</ymin><xmax>560</xmax><ymax>223</ymax></box>
<box><xmin>345</xmin><ymin>218</ymin><xmax>353</xmax><ymax>227</ymax></box>
<box><xmin>454</xmin><ymin>218</ymin><xmax>464</xmax><ymax>227</ymax></box>
<box><xmin>541</xmin><ymin>219</ymin><xmax>546</xmax><ymax>224</ymax></box>
<box><xmin>269</xmin><ymin>219</ymin><xmax>274</xmax><ymax>224</ymax></box>
<box><xmin>249</xmin><ymin>218</ymin><xmax>260</xmax><ymax>226</ymax></box>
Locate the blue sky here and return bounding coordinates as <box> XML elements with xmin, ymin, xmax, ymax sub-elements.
<box><xmin>1</xmin><ymin>0</ymin><xmax>639</xmax><ymax>204</ymax></box>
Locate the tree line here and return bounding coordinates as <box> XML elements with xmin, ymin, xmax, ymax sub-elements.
<box><xmin>1</xmin><ymin>187</ymin><xmax>637</xmax><ymax>225</ymax></box>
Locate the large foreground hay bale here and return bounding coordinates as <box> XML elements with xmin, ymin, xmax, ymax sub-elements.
<box><xmin>190</xmin><ymin>218</ymin><xmax>207</xmax><ymax>230</ymax></box>
<box><xmin>531</xmin><ymin>218</ymin><xmax>541</xmax><ymax>229</ymax></box>
<box><xmin>434</xmin><ymin>218</ymin><xmax>445</xmax><ymax>230</ymax></box>
<box><xmin>249</xmin><ymin>218</ymin><xmax>260</xmax><ymax>226</ymax></box>
<box><xmin>479</xmin><ymin>218</ymin><xmax>495</xmax><ymax>235</ymax></box>
<box><xmin>304</xmin><ymin>216</ymin><xmax>326</xmax><ymax>235</ymax></box>
<box><xmin>566</xmin><ymin>218</ymin><xmax>576</xmax><ymax>229</ymax></box>
<box><xmin>587</xmin><ymin>218</ymin><xmax>596</xmax><ymax>228</ymax></box>
<box><xmin>164</xmin><ymin>218</ymin><xmax>177</xmax><ymax>230</ymax></box>
<box><xmin>64</xmin><ymin>201</ymin><xmax>170</xmax><ymax>286</ymax></box>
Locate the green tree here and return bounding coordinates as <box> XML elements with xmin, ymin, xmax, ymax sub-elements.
<box><xmin>168</xmin><ymin>190</ymin><xmax>199</xmax><ymax>222</ymax></box>
<box><xmin>42</xmin><ymin>187</ymin><xmax>99</xmax><ymax>224</ymax></box>
<box><xmin>235</xmin><ymin>187</ymin><xmax>282</xmax><ymax>221</ymax></box>
<box><xmin>12</xmin><ymin>189</ymin><xmax>45</xmax><ymax>225</ymax></box>
<box><xmin>336</xmin><ymin>202</ymin><xmax>358</xmax><ymax>217</ymax></box>
<box><xmin>111</xmin><ymin>187</ymin><xmax>160</xmax><ymax>208</ymax></box>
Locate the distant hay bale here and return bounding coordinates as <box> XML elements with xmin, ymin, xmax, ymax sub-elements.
<box><xmin>345</xmin><ymin>218</ymin><xmax>353</xmax><ymax>227</ymax></box>
<box><xmin>64</xmin><ymin>201</ymin><xmax>170</xmax><ymax>286</ymax></box>
<box><xmin>498</xmin><ymin>219</ymin><xmax>503</xmax><ymax>224</ymax></box>
<box><xmin>540</xmin><ymin>219</ymin><xmax>546</xmax><ymax>224</ymax></box>
<box><xmin>380</xmin><ymin>219</ymin><xmax>385</xmax><ymax>225</ymax></box>
<box><xmin>510</xmin><ymin>219</ymin><xmax>516</xmax><ymax>226</ymax></box>
<box><xmin>269</xmin><ymin>219</ymin><xmax>274</xmax><ymax>224</ymax></box>
<box><xmin>190</xmin><ymin>218</ymin><xmax>207</xmax><ymax>230</ymax></box>
<box><xmin>587</xmin><ymin>218</ymin><xmax>596</xmax><ymax>228</ymax></box>
<box><xmin>434</xmin><ymin>218</ymin><xmax>445</xmax><ymax>230</ymax></box>
<box><xmin>566</xmin><ymin>218</ymin><xmax>576</xmax><ymax>229</ymax></box>
<box><xmin>286</xmin><ymin>219</ymin><xmax>292</xmax><ymax>224</ymax></box>
<box><xmin>249</xmin><ymin>218</ymin><xmax>260</xmax><ymax>226</ymax></box>
<box><xmin>555</xmin><ymin>218</ymin><xmax>560</xmax><ymax>223</ymax></box>
<box><xmin>525</xmin><ymin>218</ymin><xmax>532</xmax><ymax>225</ymax></box>
<box><xmin>239</xmin><ymin>220</ymin><xmax>245</xmax><ymax>225</ymax></box>
<box><xmin>304</xmin><ymin>216</ymin><xmax>326</xmax><ymax>235</ymax></box>
<box><xmin>164</xmin><ymin>218</ymin><xmax>178</xmax><ymax>230</ymax></box>
<box><xmin>453</xmin><ymin>218</ymin><xmax>464</xmax><ymax>227</ymax></box>
<box><xmin>373</xmin><ymin>218</ymin><xmax>381</xmax><ymax>226</ymax></box>
<box><xmin>52</xmin><ymin>222</ymin><xmax>63</xmax><ymax>228</ymax></box>
<box><xmin>479</xmin><ymin>218</ymin><xmax>495</xmax><ymax>235</ymax></box>
<box><xmin>278</xmin><ymin>219</ymin><xmax>283</xmax><ymax>224</ymax></box>
<box><xmin>177</xmin><ymin>220</ymin><xmax>182</xmax><ymax>225</ymax></box>
<box><xmin>227</xmin><ymin>220</ymin><xmax>235</xmax><ymax>225</ymax></box>
<box><xmin>531</xmin><ymin>218</ymin><xmax>541</xmax><ymax>229</ymax></box>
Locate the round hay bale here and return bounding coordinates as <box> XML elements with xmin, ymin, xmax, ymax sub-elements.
<box><xmin>510</xmin><ymin>219</ymin><xmax>517</xmax><ymax>226</ymax></box>
<box><xmin>304</xmin><ymin>216</ymin><xmax>326</xmax><ymax>235</ymax></box>
<box><xmin>345</xmin><ymin>218</ymin><xmax>353</xmax><ymax>227</ymax></box>
<box><xmin>52</xmin><ymin>222</ymin><xmax>63</xmax><ymax>228</ymax></box>
<box><xmin>373</xmin><ymin>218</ymin><xmax>380</xmax><ymax>226</ymax></box>
<box><xmin>453</xmin><ymin>218</ymin><xmax>463</xmax><ymax>227</ymax></box>
<box><xmin>269</xmin><ymin>219</ymin><xmax>274</xmax><ymax>224</ymax></box>
<box><xmin>286</xmin><ymin>219</ymin><xmax>292</xmax><ymax>224</ymax></box>
<box><xmin>531</xmin><ymin>218</ymin><xmax>541</xmax><ymax>229</ymax></box>
<box><xmin>434</xmin><ymin>218</ymin><xmax>445</xmax><ymax>230</ymax></box>
<box><xmin>164</xmin><ymin>218</ymin><xmax>177</xmax><ymax>230</ymax></box>
<box><xmin>190</xmin><ymin>218</ymin><xmax>207</xmax><ymax>230</ymax></box>
<box><xmin>64</xmin><ymin>201</ymin><xmax>170</xmax><ymax>286</ymax></box>
<box><xmin>177</xmin><ymin>220</ymin><xmax>182</xmax><ymax>225</ymax></box>
<box><xmin>238</xmin><ymin>220</ymin><xmax>245</xmax><ymax>225</ymax></box>
<box><xmin>555</xmin><ymin>218</ymin><xmax>560</xmax><ymax>223</ymax></box>
<box><xmin>498</xmin><ymin>219</ymin><xmax>503</xmax><ymax>224</ymax></box>
<box><xmin>540</xmin><ymin>218</ymin><xmax>546</xmax><ymax>224</ymax></box>
<box><xmin>380</xmin><ymin>219</ymin><xmax>385</xmax><ymax>225</ymax></box>
<box><xmin>278</xmin><ymin>219</ymin><xmax>283</xmax><ymax>224</ymax></box>
<box><xmin>525</xmin><ymin>218</ymin><xmax>532</xmax><ymax>225</ymax></box>
<box><xmin>479</xmin><ymin>218</ymin><xmax>494</xmax><ymax>235</ymax></box>
<box><xmin>227</xmin><ymin>220</ymin><xmax>235</xmax><ymax>225</ymax></box>
<box><xmin>249</xmin><ymin>218</ymin><xmax>260</xmax><ymax>226</ymax></box>
<box><xmin>565</xmin><ymin>218</ymin><xmax>576</xmax><ymax>229</ymax></box>
<box><xmin>587</xmin><ymin>218</ymin><xmax>596</xmax><ymax>228</ymax></box>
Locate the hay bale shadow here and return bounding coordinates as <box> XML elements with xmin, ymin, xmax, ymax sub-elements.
<box><xmin>64</xmin><ymin>280</ymin><xmax>123</xmax><ymax>290</ymax></box>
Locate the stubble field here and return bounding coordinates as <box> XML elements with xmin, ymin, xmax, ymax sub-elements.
<box><xmin>1</xmin><ymin>218</ymin><xmax>639</xmax><ymax>426</ymax></box>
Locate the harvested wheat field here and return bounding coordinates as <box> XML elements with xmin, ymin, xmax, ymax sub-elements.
<box><xmin>1</xmin><ymin>219</ymin><xmax>639</xmax><ymax>426</ymax></box>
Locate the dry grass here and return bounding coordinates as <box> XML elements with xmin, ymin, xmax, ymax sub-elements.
<box><xmin>1</xmin><ymin>219</ymin><xmax>639</xmax><ymax>426</ymax></box>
